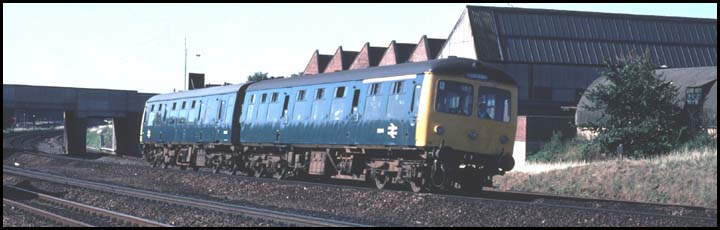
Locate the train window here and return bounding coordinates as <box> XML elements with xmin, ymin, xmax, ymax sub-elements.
<box><xmin>351</xmin><ymin>89</ymin><xmax>360</xmax><ymax>109</ymax></box>
<box><xmin>271</xmin><ymin>92</ymin><xmax>279</xmax><ymax>103</ymax></box>
<box><xmin>315</xmin><ymin>88</ymin><xmax>324</xmax><ymax>100</ymax></box>
<box><xmin>686</xmin><ymin>87</ymin><xmax>702</xmax><ymax>105</ymax></box>
<box><xmin>182</xmin><ymin>101</ymin><xmax>187</xmax><ymax>110</ymax></box>
<box><xmin>478</xmin><ymin>87</ymin><xmax>511</xmax><ymax>122</ymax></box>
<box><xmin>249</xmin><ymin>94</ymin><xmax>256</xmax><ymax>104</ymax></box>
<box><xmin>217</xmin><ymin>100</ymin><xmax>225</xmax><ymax>121</ymax></box>
<box><xmin>191</xmin><ymin>100</ymin><xmax>196</xmax><ymax>109</ymax></box>
<box><xmin>196</xmin><ymin>101</ymin><xmax>202</xmax><ymax>122</ymax></box>
<box><xmin>435</xmin><ymin>80</ymin><xmax>473</xmax><ymax>116</ymax></box>
<box><xmin>369</xmin><ymin>83</ymin><xmax>381</xmax><ymax>95</ymax></box>
<box><xmin>150</xmin><ymin>104</ymin><xmax>155</xmax><ymax>112</ymax></box>
<box><xmin>158</xmin><ymin>104</ymin><xmax>162</xmax><ymax>111</ymax></box>
<box><xmin>297</xmin><ymin>90</ymin><xmax>306</xmax><ymax>101</ymax></box>
<box><xmin>392</xmin><ymin>81</ymin><xmax>404</xmax><ymax>95</ymax></box>
<box><xmin>172</xmin><ymin>102</ymin><xmax>177</xmax><ymax>110</ymax></box>
<box><xmin>335</xmin><ymin>87</ymin><xmax>345</xmax><ymax>98</ymax></box>
<box><xmin>261</xmin><ymin>93</ymin><xmax>267</xmax><ymax>103</ymax></box>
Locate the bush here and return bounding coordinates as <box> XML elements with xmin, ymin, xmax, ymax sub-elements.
<box><xmin>528</xmin><ymin>131</ymin><xmax>593</xmax><ymax>163</ymax></box>
<box><xmin>580</xmin><ymin>52</ymin><xmax>686</xmax><ymax>158</ymax></box>
<box><xmin>676</xmin><ymin>133</ymin><xmax>717</xmax><ymax>153</ymax></box>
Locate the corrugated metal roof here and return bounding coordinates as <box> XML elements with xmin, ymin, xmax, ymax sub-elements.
<box><xmin>395</xmin><ymin>43</ymin><xmax>418</xmax><ymax>63</ymax></box>
<box><xmin>427</xmin><ymin>38</ymin><xmax>447</xmax><ymax>60</ymax></box>
<box><xmin>341</xmin><ymin>51</ymin><xmax>359</xmax><ymax>70</ymax></box>
<box><xmin>466</xmin><ymin>5</ymin><xmax>717</xmax><ymax>67</ymax></box>
<box><xmin>575</xmin><ymin>66</ymin><xmax>717</xmax><ymax>126</ymax></box>
<box><xmin>368</xmin><ymin>47</ymin><xmax>387</xmax><ymax>66</ymax></box>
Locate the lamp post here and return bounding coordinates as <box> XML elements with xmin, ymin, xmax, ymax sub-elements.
<box><xmin>184</xmin><ymin>36</ymin><xmax>187</xmax><ymax>91</ymax></box>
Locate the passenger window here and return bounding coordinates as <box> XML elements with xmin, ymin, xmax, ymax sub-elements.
<box><xmin>297</xmin><ymin>90</ymin><xmax>306</xmax><ymax>101</ymax></box>
<box><xmin>392</xmin><ymin>81</ymin><xmax>404</xmax><ymax>95</ymax></box>
<box><xmin>478</xmin><ymin>87</ymin><xmax>511</xmax><ymax>122</ymax></box>
<box><xmin>182</xmin><ymin>101</ymin><xmax>187</xmax><ymax>110</ymax></box>
<box><xmin>191</xmin><ymin>100</ymin><xmax>196</xmax><ymax>109</ymax></box>
<box><xmin>158</xmin><ymin>104</ymin><xmax>163</xmax><ymax>111</ymax></box>
<box><xmin>369</xmin><ymin>83</ymin><xmax>381</xmax><ymax>95</ymax></box>
<box><xmin>351</xmin><ymin>89</ymin><xmax>360</xmax><ymax>109</ymax></box>
<box><xmin>196</xmin><ymin>101</ymin><xmax>202</xmax><ymax>122</ymax></box>
<box><xmin>316</xmin><ymin>88</ymin><xmax>324</xmax><ymax>100</ymax></box>
<box><xmin>271</xmin><ymin>92</ymin><xmax>279</xmax><ymax>103</ymax></box>
<box><xmin>249</xmin><ymin>94</ymin><xmax>256</xmax><ymax>104</ymax></box>
<box><xmin>150</xmin><ymin>104</ymin><xmax>155</xmax><ymax>112</ymax></box>
<box><xmin>217</xmin><ymin>100</ymin><xmax>225</xmax><ymax>121</ymax></box>
<box><xmin>261</xmin><ymin>93</ymin><xmax>267</xmax><ymax>103</ymax></box>
<box><xmin>335</xmin><ymin>86</ymin><xmax>345</xmax><ymax>98</ymax></box>
<box><xmin>172</xmin><ymin>102</ymin><xmax>177</xmax><ymax>110</ymax></box>
<box><xmin>435</xmin><ymin>80</ymin><xmax>473</xmax><ymax>116</ymax></box>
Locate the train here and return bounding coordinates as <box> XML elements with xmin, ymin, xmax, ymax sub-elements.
<box><xmin>139</xmin><ymin>57</ymin><xmax>517</xmax><ymax>192</ymax></box>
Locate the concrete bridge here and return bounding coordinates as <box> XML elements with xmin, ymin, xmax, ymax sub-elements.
<box><xmin>3</xmin><ymin>84</ymin><xmax>156</xmax><ymax>156</ymax></box>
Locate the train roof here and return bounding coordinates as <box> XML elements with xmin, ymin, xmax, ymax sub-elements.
<box><xmin>248</xmin><ymin>57</ymin><xmax>516</xmax><ymax>91</ymax></box>
<box><xmin>146</xmin><ymin>83</ymin><xmax>246</xmax><ymax>103</ymax></box>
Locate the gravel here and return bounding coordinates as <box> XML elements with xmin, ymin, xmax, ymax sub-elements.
<box><xmin>3</xmin><ymin>175</ymin><xmax>278</xmax><ymax>227</ymax></box>
<box><xmin>4</xmin><ymin>151</ymin><xmax>717</xmax><ymax>227</ymax></box>
<box><xmin>3</xmin><ymin>202</ymin><xmax>57</xmax><ymax>227</ymax></box>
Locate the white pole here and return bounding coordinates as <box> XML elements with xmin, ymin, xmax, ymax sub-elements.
<box><xmin>184</xmin><ymin>36</ymin><xmax>188</xmax><ymax>91</ymax></box>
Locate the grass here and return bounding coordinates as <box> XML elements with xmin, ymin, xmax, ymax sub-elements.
<box><xmin>497</xmin><ymin>146</ymin><xmax>717</xmax><ymax>208</ymax></box>
<box><xmin>86</xmin><ymin>125</ymin><xmax>114</xmax><ymax>149</ymax></box>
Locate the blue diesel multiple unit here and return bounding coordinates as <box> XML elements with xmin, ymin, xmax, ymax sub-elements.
<box><xmin>140</xmin><ymin>57</ymin><xmax>518</xmax><ymax>192</ymax></box>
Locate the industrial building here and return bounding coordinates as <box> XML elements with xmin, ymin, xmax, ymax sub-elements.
<box><xmin>300</xmin><ymin>5</ymin><xmax>717</xmax><ymax>155</ymax></box>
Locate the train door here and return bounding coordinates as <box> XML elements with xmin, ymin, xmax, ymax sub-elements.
<box><xmin>406</xmin><ymin>80</ymin><xmax>422</xmax><ymax>145</ymax></box>
<box><xmin>348</xmin><ymin>88</ymin><xmax>362</xmax><ymax>144</ymax></box>
<box><xmin>278</xmin><ymin>94</ymin><xmax>290</xmax><ymax>142</ymax></box>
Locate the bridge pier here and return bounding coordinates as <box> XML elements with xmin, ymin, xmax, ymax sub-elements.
<box><xmin>113</xmin><ymin>112</ymin><xmax>141</xmax><ymax>156</ymax></box>
<box><xmin>3</xmin><ymin>107</ymin><xmax>14</xmax><ymax>129</ymax></box>
<box><xmin>63</xmin><ymin>111</ymin><xmax>86</xmax><ymax>154</ymax></box>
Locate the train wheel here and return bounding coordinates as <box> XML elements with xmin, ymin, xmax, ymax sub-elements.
<box><xmin>459</xmin><ymin>176</ymin><xmax>484</xmax><ymax>195</ymax></box>
<box><xmin>212</xmin><ymin>163</ymin><xmax>222</xmax><ymax>174</ymax></box>
<box><xmin>373</xmin><ymin>170</ymin><xmax>389</xmax><ymax>190</ymax></box>
<box><xmin>254</xmin><ymin>165</ymin><xmax>265</xmax><ymax>178</ymax></box>
<box><xmin>409</xmin><ymin>177</ymin><xmax>426</xmax><ymax>193</ymax></box>
<box><xmin>430</xmin><ymin>161</ymin><xmax>448</xmax><ymax>190</ymax></box>
<box><xmin>273</xmin><ymin>162</ymin><xmax>288</xmax><ymax>180</ymax></box>
<box><xmin>230</xmin><ymin>163</ymin><xmax>239</xmax><ymax>175</ymax></box>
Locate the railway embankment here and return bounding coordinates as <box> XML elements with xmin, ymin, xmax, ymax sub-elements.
<box><xmin>496</xmin><ymin>147</ymin><xmax>717</xmax><ymax>208</ymax></box>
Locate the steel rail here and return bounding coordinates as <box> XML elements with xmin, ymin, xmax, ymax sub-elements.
<box><xmin>4</xmin><ymin>184</ymin><xmax>172</xmax><ymax>227</ymax></box>
<box><xmin>3</xmin><ymin>167</ymin><xmax>372</xmax><ymax>227</ymax></box>
<box><xmin>3</xmin><ymin>198</ymin><xmax>93</xmax><ymax>227</ymax></box>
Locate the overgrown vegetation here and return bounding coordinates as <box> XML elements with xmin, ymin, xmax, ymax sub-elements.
<box><xmin>527</xmin><ymin>131</ymin><xmax>591</xmax><ymax>163</ymax></box>
<box><xmin>497</xmin><ymin>145</ymin><xmax>717</xmax><ymax>208</ymax></box>
<box><xmin>246</xmin><ymin>72</ymin><xmax>270</xmax><ymax>82</ymax></box>
<box><xmin>528</xmin><ymin>131</ymin><xmax>716</xmax><ymax>163</ymax></box>
<box><xmin>579</xmin><ymin>52</ymin><xmax>687</xmax><ymax>158</ymax></box>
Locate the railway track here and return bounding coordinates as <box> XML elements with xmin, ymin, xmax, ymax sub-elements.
<box><xmin>3</xmin><ymin>184</ymin><xmax>171</xmax><ymax>227</ymax></box>
<box><xmin>3</xmin><ymin>166</ymin><xmax>372</xmax><ymax>227</ymax></box>
<box><xmin>4</xmin><ymin>131</ymin><xmax>716</xmax><ymax>226</ymax></box>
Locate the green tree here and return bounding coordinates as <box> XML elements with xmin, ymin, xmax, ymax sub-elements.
<box><xmin>581</xmin><ymin>52</ymin><xmax>685</xmax><ymax>157</ymax></box>
<box><xmin>290</xmin><ymin>72</ymin><xmax>305</xmax><ymax>77</ymax></box>
<box><xmin>247</xmin><ymin>72</ymin><xmax>269</xmax><ymax>82</ymax></box>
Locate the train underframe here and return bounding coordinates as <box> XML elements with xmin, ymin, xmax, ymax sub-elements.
<box><xmin>141</xmin><ymin>143</ymin><xmax>515</xmax><ymax>193</ymax></box>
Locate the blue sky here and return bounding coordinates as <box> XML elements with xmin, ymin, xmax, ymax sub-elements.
<box><xmin>3</xmin><ymin>3</ymin><xmax>717</xmax><ymax>94</ymax></box>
